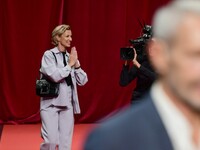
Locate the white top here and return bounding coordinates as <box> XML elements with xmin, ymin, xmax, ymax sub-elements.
<box><xmin>40</xmin><ymin>47</ymin><xmax>88</xmax><ymax>113</ymax></box>
<box><xmin>150</xmin><ymin>81</ymin><xmax>200</xmax><ymax>150</ymax></box>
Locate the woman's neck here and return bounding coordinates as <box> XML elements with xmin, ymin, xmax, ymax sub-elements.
<box><xmin>57</xmin><ymin>44</ymin><xmax>66</xmax><ymax>52</ymax></box>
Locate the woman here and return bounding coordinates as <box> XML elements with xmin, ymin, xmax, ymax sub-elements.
<box><xmin>119</xmin><ymin>47</ymin><xmax>156</xmax><ymax>105</ymax></box>
<box><xmin>40</xmin><ymin>24</ymin><xmax>88</xmax><ymax>150</ymax></box>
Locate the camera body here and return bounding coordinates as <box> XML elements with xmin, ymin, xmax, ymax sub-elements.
<box><xmin>120</xmin><ymin>25</ymin><xmax>152</xmax><ymax>61</ymax></box>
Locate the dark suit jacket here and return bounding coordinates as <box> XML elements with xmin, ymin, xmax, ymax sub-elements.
<box><xmin>84</xmin><ymin>94</ymin><xmax>174</xmax><ymax>150</ymax></box>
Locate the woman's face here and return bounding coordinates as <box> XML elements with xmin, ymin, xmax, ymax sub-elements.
<box><xmin>58</xmin><ymin>30</ymin><xmax>72</xmax><ymax>48</ymax></box>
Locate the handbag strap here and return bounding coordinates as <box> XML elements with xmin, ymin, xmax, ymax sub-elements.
<box><xmin>39</xmin><ymin>51</ymin><xmax>57</xmax><ymax>78</ymax></box>
<box><xmin>51</xmin><ymin>51</ymin><xmax>57</xmax><ymax>64</ymax></box>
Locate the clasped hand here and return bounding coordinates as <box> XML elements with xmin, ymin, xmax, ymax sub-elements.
<box><xmin>69</xmin><ymin>47</ymin><xmax>80</xmax><ymax>68</ymax></box>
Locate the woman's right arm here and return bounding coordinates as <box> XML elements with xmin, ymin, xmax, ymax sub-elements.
<box><xmin>119</xmin><ymin>61</ymin><xmax>137</xmax><ymax>87</ymax></box>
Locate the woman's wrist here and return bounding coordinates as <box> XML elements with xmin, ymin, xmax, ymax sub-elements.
<box><xmin>75</xmin><ymin>66</ymin><xmax>81</xmax><ymax>69</ymax></box>
<box><xmin>74</xmin><ymin>60</ymin><xmax>81</xmax><ymax>68</ymax></box>
<box><xmin>133</xmin><ymin>61</ymin><xmax>141</xmax><ymax>68</ymax></box>
<box><xmin>68</xmin><ymin>63</ymin><xmax>74</xmax><ymax>68</ymax></box>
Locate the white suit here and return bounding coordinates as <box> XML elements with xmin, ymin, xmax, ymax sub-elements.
<box><xmin>40</xmin><ymin>47</ymin><xmax>88</xmax><ymax>150</ymax></box>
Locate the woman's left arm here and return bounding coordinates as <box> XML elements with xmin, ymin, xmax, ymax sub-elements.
<box><xmin>74</xmin><ymin>60</ymin><xmax>88</xmax><ymax>86</ymax></box>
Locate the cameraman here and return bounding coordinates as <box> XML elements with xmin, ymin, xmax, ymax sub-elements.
<box><xmin>119</xmin><ymin>46</ymin><xmax>156</xmax><ymax>104</ymax></box>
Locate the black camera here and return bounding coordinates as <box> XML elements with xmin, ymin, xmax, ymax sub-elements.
<box><xmin>120</xmin><ymin>25</ymin><xmax>152</xmax><ymax>61</ymax></box>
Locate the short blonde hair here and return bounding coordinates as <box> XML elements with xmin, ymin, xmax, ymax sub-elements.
<box><xmin>51</xmin><ymin>24</ymin><xmax>71</xmax><ymax>45</ymax></box>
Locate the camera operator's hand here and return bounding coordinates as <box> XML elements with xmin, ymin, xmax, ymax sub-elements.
<box><xmin>132</xmin><ymin>48</ymin><xmax>141</xmax><ymax>68</ymax></box>
<box><xmin>124</xmin><ymin>60</ymin><xmax>132</xmax><ymax>66</ymax></box>
<box><xmin>69</xmin><ymin>47</ymin><xmax>78</xmax><ymax>67</ymax></box>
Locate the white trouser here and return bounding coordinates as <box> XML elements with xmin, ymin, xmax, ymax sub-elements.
<box><xmin>40</xmin><ymin>105</ymin><xmax>74</xmax><ymax>150</ymax></box>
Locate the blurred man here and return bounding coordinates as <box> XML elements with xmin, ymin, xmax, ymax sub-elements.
<box><xmin>84</xmin><ymin>1</ymin><xmax>200</xmax><ymax>150</ymax></box>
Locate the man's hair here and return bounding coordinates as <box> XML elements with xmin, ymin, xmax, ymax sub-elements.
<box><xmin>51</xmin><ymin>24</ymin><xmax>71</xmax><ymax>45</ymax></box>
<box><xmin>152</xmin><ymin>0</ymin><xmax>200</xmax><ymax>41</ymax></box>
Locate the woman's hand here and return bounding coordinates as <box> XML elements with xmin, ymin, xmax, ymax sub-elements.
<box><xmin>132</xmin><ymin>48</ymin><xmax>141</xmax><ymax>68</ymax></box>
<box><xmin>74</xmin><ymin>60</ymin><xmax>81</xmax><ymax>68</ymax></box>
<box><xmin>124</xmin><ymin>60</ymin><xmax>131</xmax><ymax>66</ymax></box>
<box><xmin>69</xmin><ymin>47</ymin><xmax>78</xmax><ymax>67</ymax></box>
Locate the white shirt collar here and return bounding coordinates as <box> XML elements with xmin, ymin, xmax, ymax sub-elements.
<box><xmin>150</xmin><ymin>81</ymin><xmax>199</xmax><ymax>150</ymax></box>
<box><xmin>51</xmin><ymin>47</ymin><xmax>70</xmax><ymax>57</ymax></box>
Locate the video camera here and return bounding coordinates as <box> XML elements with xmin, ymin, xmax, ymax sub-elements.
<box><xmin>120</xmin><ymin>25</ymin><xmax>153</xmax><ymax>62</ymax></box>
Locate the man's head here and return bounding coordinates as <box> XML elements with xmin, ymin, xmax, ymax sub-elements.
<box><xmin>150</xmin><ymin>0</ymin><xmax>200</xmax><ymax>111</ymax></box>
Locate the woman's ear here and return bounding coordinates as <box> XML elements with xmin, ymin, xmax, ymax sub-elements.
<box><xmin>55</xmin><ymin>35</ymin><xmax>61</xmax><ymax>43</ymax></box>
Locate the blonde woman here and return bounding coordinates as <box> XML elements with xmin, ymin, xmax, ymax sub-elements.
<box><xmin>40</xmin><ymin>24</ymin><xmax>88</xmax><ymax>150</ymax></box>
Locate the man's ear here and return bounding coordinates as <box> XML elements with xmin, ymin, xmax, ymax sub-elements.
<box><xmin>148</xmin><ymin>39</ymin><xmax>170</xmax><ymax>77</ymax></box>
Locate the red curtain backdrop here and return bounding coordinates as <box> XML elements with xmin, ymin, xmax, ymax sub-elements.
<box><xmin>0</xmin><ymin>0</ymin><xmax>170</xmax><ymax>124</ymax></box>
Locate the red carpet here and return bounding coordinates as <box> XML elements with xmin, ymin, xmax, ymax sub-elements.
<box><xmin>0</xmin><ymin>124</ymin><xmax>96</xmax><ymax>150</ymax></box>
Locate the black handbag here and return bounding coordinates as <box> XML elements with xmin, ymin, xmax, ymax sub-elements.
<box><xmin>36</xmin><ymin>78</ymin><xmax>59</xmax><ymax>97</ymax></box>
<box><xmin>36</xmin><ymin>51</ymin><xmax>60</xmax><ymax>97</ymax></box>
